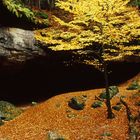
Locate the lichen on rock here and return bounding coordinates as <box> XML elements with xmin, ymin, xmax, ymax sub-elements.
<box><xmin>68</xmin><ymin>95</ymin><xmax>87</xmax><ymax>110</ymax></box>
<box><xmin>0</xmin><ymin>101</ymin><xmax>22</xmax><ymax>121</ymax></box>
<box><xmin>0</xmin><ymin>27</ymin><xmax>45</xmax><ymax>64</ymax></box>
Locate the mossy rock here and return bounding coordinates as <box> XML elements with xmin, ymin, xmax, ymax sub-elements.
<box><xmin>112</xmin><ymin>105</ymin><xmax>122</xmax><ymax>111</ymax></box>
<box><xmin>100</xmin><ymin>132</ymin><xmax>112</xmax><ymax>136</ymax></box>
<box><xmin>127</xmin><ymin>80</ymin><xmax>140</xmax><ymax>90</ymax></box>
<box><xmin>0</xmin><ymin>101</ymin><xmax>23</xmax><ymax>121</ymax></box>
<box><xmin>91</xmin><ymin>101</ymin><xmax>103</xmax><ymax>108</ymax></box>
<box><xmin>99</xmin><ymin>86</ymin><xmax>119</xmax><ymax>99</ymax></box>
<box><xmin>68</xmin><ymin>95</ymin><xmax>87</xmax><ymax>110</ymax></box>
<box><xmin>47</xmin><ymin>131</ymin><xmax>65</xmax><ymax>140</ymax></box>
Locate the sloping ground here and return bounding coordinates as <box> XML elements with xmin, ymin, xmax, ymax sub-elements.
<box><xmin>0</xmin><ymin>74</ymin><xmax>139</xmax><ymax>140</ymax></box>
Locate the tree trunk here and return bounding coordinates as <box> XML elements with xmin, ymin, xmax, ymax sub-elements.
<box><xmin>103</xmin><ymin>62</ymin><xmax>114</xmax><ymax>119</ymax></box>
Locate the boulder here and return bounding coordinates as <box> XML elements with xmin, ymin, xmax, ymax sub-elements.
<box><xmin>99</xmin><ymin>86</ymin><xmax>119</xmax><ymax>100</ymax></box>
<box><xmin>0</xmin><ymin>101</ymin><xmax>22</xmax><ymax>121</ymax></box>
<box><xmin>47</xmin><ymin>131</ymin><xmax>65</xmax><ymax>140</ymax></box>
<box><xmin>0</xmin><ymin>27</ymin><xmax>45</xmax><ymax>65</ymax></box>
<box><xmin>68</xmin><ymin>95</ymin><xmax>87</xmax><ymax>110</ymax></box>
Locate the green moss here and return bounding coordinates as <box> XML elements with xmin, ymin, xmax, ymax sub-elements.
<box><xmin>127</xmin><ymin>80</ymin><xmax>140</xmax><ymax>90</ymax></box>
<box><xmin>112</xmin><ymin>105</ymin><xmax>122</xmax><ymax>111</ymax></box>
<box><xmin>68</xmin><ymin>95</ymin><xmax>87</xmax><ymax>110</ymax></box>
<box><xmin>99</xmin><ymin>86</ymin><xmax>119</xmax><ymax>99</ymax></box>
<box><xmin>47</xmin><ymin>131</ymin><xmax>65</xmax><ymax>140</ymax></box>
<box><xmin>0</xmin><ymin>101</ymin><xmax>23</xmax><ymax>121</ymax></box>
<box><xmin>91</xmin><ymin>101</ymin><xmax>103</xmax><ymax>108</ymax></box>
<box><xmin>100</xmin><ymin>132</ymin><xmax>112</xmax><ymax>136</ymax></box>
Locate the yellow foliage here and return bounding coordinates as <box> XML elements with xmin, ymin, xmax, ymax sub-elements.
<box><xmin>35</xmin><ymin>0</ymin><xmax>140</xmax><ymax>62</ymax></box>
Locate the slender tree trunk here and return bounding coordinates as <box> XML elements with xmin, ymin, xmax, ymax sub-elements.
<box><xmin>103</xmin><ymin>62</ymin><xmax>114</xmax><ymax>119</ymax></box>
<box><xmin>93</xmin><ymin>50</ymin><xmax>114</xmax><ymax>119</ymax></box>
<box><xmin>46</xmin><ymin>0</ymin><xmax>55</xmax><ymax>10</ymax></box>
<box><xmin>38</xmin><ymin>0</ymin><xmax>41</xmax><ymax>9</ymax></box>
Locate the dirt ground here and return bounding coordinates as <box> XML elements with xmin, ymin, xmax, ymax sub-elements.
<box><xmin>0</xmin><ymin>73</ymin><xmax>139</xmax><ymax>140</ymax></box>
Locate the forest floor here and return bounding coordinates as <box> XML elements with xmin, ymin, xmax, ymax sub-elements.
<box><xmin>0</xmin><ymin>73</ymin><xmax>139</xmax><ymax>140</ymax></box>
<box><xmin>0</xmin><ymin>3</ymin><xmax>140</xmax><ymax>140</ymax></box>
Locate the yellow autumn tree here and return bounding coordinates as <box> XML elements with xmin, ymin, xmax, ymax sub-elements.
<box><xmin>35</xmin><ymin>0</ymin><xmax>140</xmax><ymax>64</ymax></box>
<box><xmin>35</xmin><ymin>0</ymin><xmax>140</xmax><ymax>119</ymax></box>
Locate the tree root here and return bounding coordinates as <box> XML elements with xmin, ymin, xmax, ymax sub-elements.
<box><xmin>120</xmin><ymin>98</ymin><xmax>140</xmax><ymax>140</ymax></box>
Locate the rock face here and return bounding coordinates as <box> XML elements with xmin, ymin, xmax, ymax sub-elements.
<box><xmin>0</xmin><ymin>27</ymin><xmax>45</xmax><ymax>65</ymax></box>
<box><xmin>0</xmin><ymin>27</ymin><xmax>139</xmax><ymax>67</ymax></box>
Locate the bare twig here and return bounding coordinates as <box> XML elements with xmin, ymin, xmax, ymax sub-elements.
<box><xmin>95</xmin><ymin>95</ymin><xmax>104</xmax><ymax>102</ymax></box>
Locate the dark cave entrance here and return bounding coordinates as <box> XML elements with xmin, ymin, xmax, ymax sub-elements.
<box><xmin>0</xmin><ymin>59</ymin><xmax>139</xmax><ymax>105</ymax></box>
<box><xmin>0</xmin><ymin>0</ymin><xmax>139</xmax><ymax>106</ymax></box>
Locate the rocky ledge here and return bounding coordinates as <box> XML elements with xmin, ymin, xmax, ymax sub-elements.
<box><xmin>0</xmin><ymin>27</ymin><xmax>45</xmax><ymax>66</ymax></box>
<box><xmin>0</xmin><ymin>27</ymin><xmax>139</xmax><ymax>67</ymax></box>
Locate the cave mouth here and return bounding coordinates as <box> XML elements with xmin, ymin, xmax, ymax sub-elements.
<box><xmin>0</xmin><ymin>60</ymin><xmax>139</xmax><ymax>106</ymax></box>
